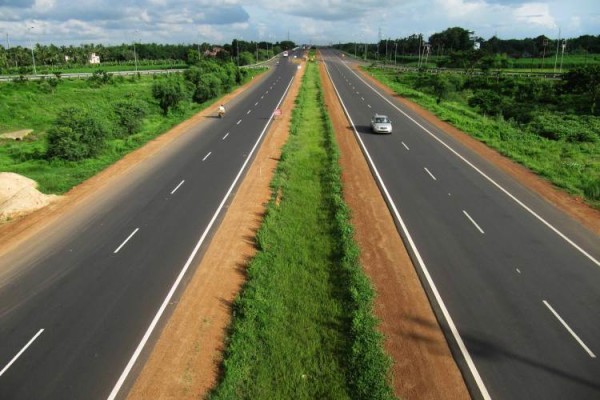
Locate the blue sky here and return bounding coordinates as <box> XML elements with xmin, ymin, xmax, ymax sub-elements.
<box><xmin>0</xmin><ymin>0</ymin><xmax>598</xmax><ymax>47</ymax></box>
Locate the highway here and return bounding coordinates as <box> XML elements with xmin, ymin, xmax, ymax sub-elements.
<box><xmin>0</xmin><ymin>53</ymin><xmax>299</xmax><ymax>399</ymax></box>
<box><xmin>321</xmin><ymin>49</ymin><xmax>600</xmax><ymax>399</ymax></box>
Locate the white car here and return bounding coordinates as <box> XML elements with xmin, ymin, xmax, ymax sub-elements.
<box><xmin>370</xmin><ymin>114</ymin><xmax>392</xmax><ymax>134</ymax></box>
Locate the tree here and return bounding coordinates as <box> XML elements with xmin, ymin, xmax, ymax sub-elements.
<box><xmin>152</xmin><ymin>76</ymin><xmax>187</xmax><ymax>114</ymax></box>
<box><xmin>429</xmin><ymin>27</ymin><xmax>474</xmax><ymax>53</ymax></box>
<box><xmin>431</xmin><ymin>75</ymin><xmax>453</xmax><ymax>104</ymax></box>
<box><xmin>562</xmin><ymin>65</ymin><xmax>600</xmax><ymax>115</ymax></box>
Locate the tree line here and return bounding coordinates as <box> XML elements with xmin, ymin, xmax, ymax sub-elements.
<box><xmin>0</xmin><ymin>40</ymin><xmax>296</xmax><ymax>74</ymax></box>
<box><xmin>335</xmin><ymin>27</ymin><xmax>600</xmax><ymax>59</ymax></box>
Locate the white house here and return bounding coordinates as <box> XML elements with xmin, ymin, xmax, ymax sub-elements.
<box><xmin>89</xmin><ymin>53</ymin><xmax>100</xmax><ymax>64</ymax></box>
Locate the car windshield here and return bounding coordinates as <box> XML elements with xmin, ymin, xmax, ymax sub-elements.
<box><xmin>375</xmin><ymin>117</ymin><xmax>389</xmax><ymax>123</ymax></box>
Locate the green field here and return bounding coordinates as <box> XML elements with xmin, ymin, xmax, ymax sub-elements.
<box><xmin>0</xmin><ymin>69</ymin><xmax>263</xmax><ymax>193</ymax></box>
<box><xmin>209</xmin><ymin>61</ymin><xmax>394</xmax><ymax>400</ymax></box>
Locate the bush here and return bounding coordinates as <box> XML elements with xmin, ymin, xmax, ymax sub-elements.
<box><xmin>152</xmin><ymin>76</ymin><xmax>188</xmax><ymax>114</ymax></box>
<box><xmin>468</xmin><ymin>89</ymin><xmax>504</xmax><ymax>116</ymax></box>
<box><xmin>528</xmin><ymin>112</ymin><xmax>599</xmax><ymax>142</ymax></box>
<box><xmin>113</xmin><ymin>99</ymin><xmax>148</xmax><ymax>136</ymax></box>
<box><xmin>88</xmin><ymin>69</ymin><xmax>112</xmax><ymax>86</ymax></box>
<box><xmin>46</xmin><ymin>107</ymin><xmax>109</xmax><ymax>160</ymax></box>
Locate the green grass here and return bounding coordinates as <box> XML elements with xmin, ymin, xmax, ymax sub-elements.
<box><xmin>209</xmin><ymin>61</ymin><xmax>394</xmax><ymax>400</ymax></box>
<box><xmin>364</xmin><ymin>67</ymin><xmax>600</xmax><ymax>209</ymax></box>
<box><xmin>0</xmin><ymin>69</ymin><xmax>265</xmax><ymax>193</ymax></box>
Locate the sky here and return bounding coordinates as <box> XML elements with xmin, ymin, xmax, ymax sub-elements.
<box><xmin>0</xmin><ymin>0</ymin><xmax>598</xmax><ymax>47</ymax></box>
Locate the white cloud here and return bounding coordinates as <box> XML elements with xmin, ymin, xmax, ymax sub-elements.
<box><xmin>513</xmin><ymin>3</ymin><xmax>556</xmax><ymax>29</ymax></box>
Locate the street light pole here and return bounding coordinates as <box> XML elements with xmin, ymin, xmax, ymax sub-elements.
<box><xmin>133</xmin><ymin>30</ymin><xmax>139</xmax><ymax>74</ymax></box>
<box><xmin>28</xmin><ymin>26</ymin><xmax>37</xmax><ymax>75</ymax></box>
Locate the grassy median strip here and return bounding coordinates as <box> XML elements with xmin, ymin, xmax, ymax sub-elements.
<box><xmin>210</xmin><ymin>61</ymin><xmax>394</xmax><ymax>399</ymax></box>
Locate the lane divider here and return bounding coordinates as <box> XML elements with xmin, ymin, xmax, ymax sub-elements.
<box><xmin>0</xmin><ymin>329</ymin><xmax>44</xmax><ymax>377</ymax></box>
<box><xmin>170</xmin><ymin>180</ymin><xmax>185</xmax><ymax>195</ymax></box>
<box><xmin>114</xmin><ymin>228</ymin><xmax>140</xmax><ymax>254</ymax></box>
<box><xmin>463</xmin><ymin>210</ymin><xmax>485</xmax><ymax>234</ymax></box>
<box><xmin>202</xmin><ymin>152</ymin><xmax>212</xmax><ymax>162</ymax></box>
<box><xmin>424</xmin><ymin>167</ymin><xmax>437</xmax><ymax>181</ymax></box>
<box><xmin>543</xmin><ymin>300</ymin><xmax>596</xmax><ymax>358</ymax></box>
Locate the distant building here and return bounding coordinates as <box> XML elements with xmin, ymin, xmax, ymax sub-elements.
<box><xmin>203</xmin><ymin>47</ymin><xmax>223</xmax><ymax>57</ymax></box>
<box><xmin>89</xmin><ymin>53</ymin><xmax>100</xmax><ymax>64</ymax></box>
<box><xmin>64</xmin><ymin>55</ymin><xmax>71</xmax><ymax>62</ymax></box>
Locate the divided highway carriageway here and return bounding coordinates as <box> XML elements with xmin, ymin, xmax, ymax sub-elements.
<box><xmin>321</xmin><ymin>48</ymin><xmax>599</xmax><ymax>400</ymax></box>
<box><xmin>0</xmin><ymin>52</ymin><xmax>300</xmax><ymax>400</ymax></box>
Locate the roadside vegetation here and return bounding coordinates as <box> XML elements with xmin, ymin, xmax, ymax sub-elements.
<box><xmin>0</xmin><ymin>39</ymin><xmax>297</xmax><ymax>76</ymax></box>
<box><xmin>210</xmin><ymin>60</ymin><xmax>394</xmax><ymax>400</ymax></box>
<box><xmin>364</xmin><ymin>65</ymin><xmax>600</xmax><ymax>208</ymax></box>
<box><xmin>336</xmin><ymin>27</ymin><xmax>600</xmax><ymax>74</ymax></box>
<box><xmin>0</xmin><ymin>60</ymin><xmax>264</xmax><ymax>193</ymax></box>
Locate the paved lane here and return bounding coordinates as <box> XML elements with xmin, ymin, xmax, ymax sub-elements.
<box><xmin>322</xmin><ymin>49</ymin><xmax>600</xmax><ymax>400</ymax></box>
<box><xmin>0</xmin><ymin>54</ymin><xmax>299</xmax><ymax>400</ymax></box>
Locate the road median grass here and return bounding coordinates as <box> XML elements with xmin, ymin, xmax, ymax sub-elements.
<box><xmin>209</xmin><ymin>61</ymin><xmax>394</xmax><ymax>399</ymax></box>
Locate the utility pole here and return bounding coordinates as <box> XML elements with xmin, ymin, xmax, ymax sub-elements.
<box><xmin>559</xmin><ymin>39</ymin><xmax>566</xmax><ymax>73</ymax></box>
<box><xmin>377</xmin><ymin>27</ymin><xmax>382</xmax><ymax>61</ymax></box>
<box><xmin>553</xmin><ymin>28</ymin><xmax>560</xmax><ymax>73</ymax></box>
<box><xmin>27</xmin><ymin>26</ymin><xmax>36</xmax><ymax>75</ymax></box>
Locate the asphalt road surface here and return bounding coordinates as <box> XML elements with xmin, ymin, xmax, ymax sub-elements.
<box><xmin>0</xmin><ymin>53</ymin><xmax>299</xmax><ymax>400</ymax></box>
<box><xmin>321</xmin><ymin>49</ymin><xmax>600</xmax><ymax>400</ymax></box>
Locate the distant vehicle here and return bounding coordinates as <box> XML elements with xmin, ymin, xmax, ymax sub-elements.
<box><xmin>283</xmin><ymin>51</ymin><xmax>289</xmax><ymax>57</ymax></box>
<box><xmin>370</xmin><ymin>114</ymin><xmax>392</xmax><ymax>134</ymax></box>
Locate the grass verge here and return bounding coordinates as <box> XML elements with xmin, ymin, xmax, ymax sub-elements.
<box><xmin>0</xmin><ymin>69</ymin><xmax>264</xmax><ymax>194</ymax></box>
<box><xmin>209</xmin><ymin>62</ymin><xmax>394</xmax><ymax>399</ymax></box>
<box><xmin>364</xmin><ymin>67</ymin><xmax>600</xmax><ymax>209</ymax></box>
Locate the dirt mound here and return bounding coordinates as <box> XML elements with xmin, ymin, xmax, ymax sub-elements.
<box><xmin>0</xmin><ymin>173</ymin><xmax>59</xmax><ymax>221</ymax></box>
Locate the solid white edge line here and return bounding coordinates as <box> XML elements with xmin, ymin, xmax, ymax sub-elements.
<box><xmin>222</xmin><ymin>132</ymin><xmax>229</xmax><ymax>140</ymax></box>
<box><xmin>170</xmin><ymin>180</ymin><xmax>185</xmax><ymax>195</ymax></box>
<box><xmin>402</xmin><ymin>142</ymin><xmax>410</xmax><ymax>150</ymax></box>
<box><xmin>202</xmin><ymin>152</ymin><xmax>212</xmax><ymax>161</ymax></box>
<box><xmin>463</xmin><ymin>210</ymin><xmax>485</xmax><ymax>234</ymax></box>
<box><xmin>106</xmin><ymin>73</ymin><xmax>296</xmax><ymax>400</ymax></box>
<box><xmin>343</xmin><ymin>57</ymin><xmax>600</xmax><ymax>268</ymax></box>
<box><xmin>114</xmin><ymin>228</ymin><xmax>140</xmax><ymax>254</ymax></box>
<box><xmin>424</xmin><ymin>167</ymin><xmax>437</xmax><ymax>181</ymax></box>
<box><xmin>323</xmin><ymin>57</ymin><xmax>493</xmax><ymax>400</ymax></box>
<box><xmin>0</xmin><ymin>329</ymin><xmax>44</xmax><ymax>377</ymax></box>
<box><xmin>543</xmin><ymin>300</ymin><xmax>596</xmax><ymax>358</ymax></box>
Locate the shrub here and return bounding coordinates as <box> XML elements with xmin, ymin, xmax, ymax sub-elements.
<box><xmin>468</xmin><ymin>89</ymin><xmax>504</xmax><ymax>116</ymax></box>
<box><xmin>113</xmin><ymin>99</ymin><xmax>148</xmax><ymax>136</ymax></box>
<box><xmin>46</xmin><ymin>107</ymin><xmax>109</xmax><ymax>160</ymax></box>
<box><xmin>583</xmin><ymin>177</ymin><xmax>600</xmax><ymax>201</ymax></box>
<box><xmin>528</xmin><ymin>112</ymin><xmax>599</xmax><ymax>142</ymax></box>
<box><xmin>88</xmin><ymin>69</ymin><xmax>112</xmax><ymax>86</ymax></box>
